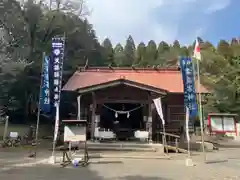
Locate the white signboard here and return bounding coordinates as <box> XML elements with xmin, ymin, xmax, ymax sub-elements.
<box><xmin>64</xmin><ymin>125</ymin><xmax>86</xmax><ymax>142</ymax></box>
<box><xmin>211</xmin><ymin>117</ymin><xmax>223</xmax><ymax>131</ymax></box>
<box><xmin>9</xmin><ymin>132</ymin><xmax>18</xmax><ymax>138</ymax></box>
<box><xmin>223</xmin><ymin>117</ymin><xmax>235</xmax><ymax>131</ymax></box>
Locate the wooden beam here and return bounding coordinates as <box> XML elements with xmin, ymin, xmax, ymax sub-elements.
<box><xmin>91</xmin><ymin>91</ymin><xmax>96</xmax><ymax>141</ymax></box>
<box><xmin>96</xmin><ymin>99</ymin><xmax>149</xmax><ymax>104</ymax></box>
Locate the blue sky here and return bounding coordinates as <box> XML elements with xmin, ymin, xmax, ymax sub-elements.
<box><xmin>86</xmin><ymin>0</ymin><xmax>238</xmax><ymax>46</ymax></box>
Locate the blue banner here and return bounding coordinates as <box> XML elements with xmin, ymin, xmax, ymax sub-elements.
<box><xmin>180</xmin><ymin>57</ymin><xmax>198</xmax><ymax>119</ymax></box>
<box><xmin>40</xmin><ymin>56</ymin><xmax>50</xmax><ymax>113</ymax></box>
<box><xmin>51</xmin><ymin>37</ymin><xmax>65</xmax><ymax>107</ymax></box>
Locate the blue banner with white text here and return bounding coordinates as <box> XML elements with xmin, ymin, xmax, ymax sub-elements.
<box><xmin>180</xmin><ymin>57</ymin><xmax>198</xmax><ymax>119</ymax></box>
<box><xmin>40</xmin><ymin>56</ymin><xmax>50</xmax><ymax>113</ymax></box>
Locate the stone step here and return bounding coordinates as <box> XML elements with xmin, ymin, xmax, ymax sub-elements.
<box><xmin>86</xmin><ymin>141</ymin><xmax>163</xmax><ymax>149</ymax></box>
<box><xmin>58</xmin><ymin>142</ymin><xmax>164</xmax><ymax>152</ymax></box>
<box><xmin>86</xmin><ymin>146</ymin><xmax>158</xmax><ymax>152</ymax></box>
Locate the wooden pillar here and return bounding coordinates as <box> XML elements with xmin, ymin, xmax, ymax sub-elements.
<box><xmin>148</xmin><ymin>102</ymin><xmax>153</xmax><ymax>143</ymax></box>
<box><xmin>77</xmin><ymin>94</ymin><xmax>81</xmax><ymax>120</ymax></box>
<box><xmin>91</xmin><ymin>92</ymin><xmax>96</xmax><ymax>141</ymax></box>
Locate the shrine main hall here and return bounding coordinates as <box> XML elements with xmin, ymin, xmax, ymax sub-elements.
<box><xmin>62</xmin><ymin>67</ymin><xmax>207</xmax><ymax>142</ymax></box>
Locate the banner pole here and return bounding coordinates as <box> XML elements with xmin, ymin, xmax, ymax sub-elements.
<box><xmin>185</xmin><ymin>107</ymin><xmax>191</xmax><ymax>157</ymax></box>
<box><xmin>162</xmin><ymin>124</ymin><xmax>168</xmax><ymax>154</ymax></box>
<box><xmin>50</xmin><ymin>104</ymin><xmax>60</xmax><ymax>163</ymax></box>
<box><xmin>196</xmin><ymin>57</ymin><xmax>206</xmax><ymax>162</ymax></box>
<box><xmin>49</xmin><ymin>34</ymin><xmax>66</xmax><ymax>164</ymax></box>
<box><xmin>33</xmin><ymin>52</ymin><xmax>46</xmax><ymax>157</ymax></box>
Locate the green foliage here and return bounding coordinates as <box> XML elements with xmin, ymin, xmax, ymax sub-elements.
<box><xmin>1</xmin><ymin>0</ymin><xmax>240</xmax><ymax>120</ymax></box>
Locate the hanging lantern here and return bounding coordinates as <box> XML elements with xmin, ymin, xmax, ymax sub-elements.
<box><xmin>127</xmin><ymin>112</ymin><xmax>130</xmax><ymax>118</ymax></box>
<box><xmin>115</xmin><ymin>112</ymin><xmax>118</xmax><ymax>118</ymax></box>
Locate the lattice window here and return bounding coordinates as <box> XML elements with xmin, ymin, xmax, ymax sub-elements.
<box><xmin>168</xmin><ymin>106</ymin><xmax>185</xmax><ymax>122</ymax></box>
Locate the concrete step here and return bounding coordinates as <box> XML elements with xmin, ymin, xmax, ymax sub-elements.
<box><xmin>58</xmin><ymin>142</ymin><xmax>164</xmax><ymax>152</ymax></box>
<box><xmin>86</xmin><ymin>141</ymin><xmax>163</xmax><ymax>148</ymax></box>
<box><xmin>86</xmin><ymin>146</ymin><xmax>157</xmax><ymax>152</ymax></box>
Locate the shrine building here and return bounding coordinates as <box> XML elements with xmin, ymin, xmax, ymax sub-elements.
<box><xmin>62</xmin><ymin>67</ymin><xmax>208</xmax><ymax>143</ymax></box>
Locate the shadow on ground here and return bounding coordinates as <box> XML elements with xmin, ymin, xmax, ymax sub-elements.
<box><xmin>119</xmin><ymin>176</ymin><xmax>171</xmax><ymax>180</ymax></box>
<box><xmin>0</xmin><ymin>165</ymin><xmax>104</xmax><ymax>180</ymax></box>
<box><xmin>205</xmin><ymin>159</ymin><xmax>228</xmax><ymax>164</ymax></box>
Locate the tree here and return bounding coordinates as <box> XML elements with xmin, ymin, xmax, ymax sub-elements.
<box><xmin>134</xmin><ymin>42</ymin><xmax>146</xmax><ymax>66</ymax></box>
<box><xmin>144</xmin><ymin>40</ymin><xmax>157</xmax><ymax>66</ymax></box>
<box><xmin>123</xmin><ymin>35</ymin><xmax>136</xmax><ymax>66</ymax></box>
<box><xmin>156</xmin><ymin>41</ymin><xmax>170</xmax><ymax>66</ymax></box>
<box><xmin>217</xmin><ymin>40</ymin><xmax>233</xmax><ymax>60</ymax></box>
<box><xmin>0</xmin><ymin>0</ymin><xmax>101</xmax><ymax>121</ymax></box>
<box><xmin>102</xmin><ymin>38</ymin><xmax>114</xmax><ymax>66</ymax></box>
<box><xmin>113</xmin><ymin>43</ymin><xmax>125</xmax><ymax>66</ymax></box>
<box><xmin>173</xmin><ymin>40</ymin><xmax>180</xmax><ymax>49</ymax></box>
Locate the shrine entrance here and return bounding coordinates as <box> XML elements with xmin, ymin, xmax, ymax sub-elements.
<box><xmin>100</xmin><ymin>103</ymin><xmax>144</xmax><ymax>141</ymax></box>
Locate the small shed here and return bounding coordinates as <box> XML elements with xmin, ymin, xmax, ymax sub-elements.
<box><xmin>208</xmin><ymin>113</ymin><xmax>238</xmax><ymax>137</ymax></box>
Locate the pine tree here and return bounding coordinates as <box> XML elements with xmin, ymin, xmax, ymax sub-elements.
<box><xmin>113</xmin><ymin>43</ymin><xmax>125</xmax><ymax>66</ymax></box>
<box><xmin>144</xmin><ymin>40</ymin><xmax>157</xmax><ymax>66</ymax></box>
<box><xmin>217</xmin><ymin>40</ymin><xmax>233</xmax><ymax>59</ymax></box>
<box><xmin>102</xmin><ymin>38</ymin><xmax>114</xmax><ymax>66</ymax></box>
<box><xmin>135</xmin><ymin>42</ymin><xmax>146</xmax><ymax>66</ymax></box>
<box><xmin>156</xmin><ymin>41</ymin><xmax>170</xmax><ymax>66</ymax></box>
<box><xmin>123</xmin><ymin>35</ymin><xmax>136</xmax><ymax>66</ymax></box>
<box><xmin>173</xmin><ymin>40</ymin><xmax>180</xmax><ymax>49</ymax></box>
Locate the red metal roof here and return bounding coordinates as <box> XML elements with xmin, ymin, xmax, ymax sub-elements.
<box><xmin>63</xmin><ymin>67</ymin><xmax>208</xmax><ymax>93</ymax></box>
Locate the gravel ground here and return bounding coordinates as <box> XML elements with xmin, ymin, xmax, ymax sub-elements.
<box><xmin>1</xmin><ymin>148</ymin><xmax>240</xmax><ymax>179</ymax></box>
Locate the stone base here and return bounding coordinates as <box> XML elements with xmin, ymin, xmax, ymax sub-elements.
<box><xmin>48</xmin><ymin>156</ymin><xmax>56</xmax><ymax>164</ymax></box>
<box><xmin>185</xmin><ymin>157</ymin><xmax>195</xmax><ymax>167</ymax></box>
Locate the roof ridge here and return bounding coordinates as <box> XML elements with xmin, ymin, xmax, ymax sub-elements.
<box><xmin>77</xmin><ymin>67</ymin><xmax>180</xmax><ymax>73</ymax></box>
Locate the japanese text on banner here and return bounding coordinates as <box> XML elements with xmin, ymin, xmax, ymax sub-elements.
<box><xmin>180</xmin><ymin>57</ymin><xmax>198</xmax><ymax>119</ymax></box>
<box><xmin>40</xmin><ymin>56</ymin><xmax>50</xmax><ymax>113</ymax></box>
<box><xmin>52</xmin><ymin>37</ymin><xmax>65</xmax><ymax>107</ymax></box>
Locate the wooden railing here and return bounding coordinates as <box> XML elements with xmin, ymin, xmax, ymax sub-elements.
<box><xmin>154</xmin><ymin>131</ymin><xmax>181</xmax><ymax>153</ymax></box>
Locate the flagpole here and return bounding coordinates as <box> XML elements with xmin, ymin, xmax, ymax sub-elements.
<box><xmin>185</xmin><ymin>107</ymin><xmax>190</xmax><ymax>157</ymax></box>
<box><xmin>49</xmin><ymin>34</ymin><xmax>66</xmax><ymax>164</ymax></box>
<box><xmin>33</xmin><ymin>51</ymin><xmax>46</xmax><ymax>157</ymax></box>
<box><xmin>196</xmin><ymin>53</ymin><xmax>206</xmax><ymax>162</ymax></box>
<box><xmin>51</xmin><ymin>104</ymin><xmax>59</xmax><ymax>162</ymax></box>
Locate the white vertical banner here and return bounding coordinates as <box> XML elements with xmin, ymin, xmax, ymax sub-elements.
<box><xmin>54</xmin><ymin>105</ymin><xmax>60</xmax><ymax>142</ymax></box>
<box><xmin>153</xmin><ymin>97</ymin><xmax>165</xmax><ymax>125</ymax></box>
<box><xmin>186</xmin><ymin>107</ymin><xmax>190</xmax><ymax>142</ymax></box>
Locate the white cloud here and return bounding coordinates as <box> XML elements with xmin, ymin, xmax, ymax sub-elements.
<box><xmin>204</xmin><ymin>0</ymin><xmax>231</xmax><ymax>14</ymax></box>
<box><xmin>86</xmin><ymin>0</ymin><xmax>231</xmax><ymax>46</ymax></box>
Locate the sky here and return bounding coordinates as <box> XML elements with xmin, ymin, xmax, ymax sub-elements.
<box><xmin>85</xmin><ymin>0</ymin><xmax>239</xmax><ymax>46</ymax></box>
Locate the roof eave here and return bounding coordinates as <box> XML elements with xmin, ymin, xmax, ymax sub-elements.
<box><xmin>76</xmin><ymin>79</ymin><xmax>168</xmax><ymax>95</ymax></box>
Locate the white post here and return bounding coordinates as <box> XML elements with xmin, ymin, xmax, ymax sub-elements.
<box><xmin>185</xmin><ymin>107</ymin><xmax>195</xmax><ymax>166</ymax></box>
<box><xmin>3</xmin><ymin>116</ymin><xmax>9</xmax><ymax>141</ymax></box>
<box><xmin>196</xmin><ymin>58</ymin><xmax>206</xmax><ymax>162</ymax></box>
<box><xmin>49</xmin><ymin>104</ymin><xmax>60</xmax><ymax>164</ymax></box>
<box><xmin>185</xmin><ymin>107</ymin><xmax>190</xmax><ymax>157</ymax></box>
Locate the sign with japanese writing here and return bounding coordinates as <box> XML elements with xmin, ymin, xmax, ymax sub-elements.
<box><xmin>180</xmin><ymin>57</ymin><xmax>198</xmax><ymax>119</ymax></box>
<box><xmin>40</xmin><ymin>56</ymin><xmax>50</xmax><ymax>113</ymax></box>
<box><xmin>51</xmin><ymin>37</ymin><xmax>65</xmax><ymax>107</ymax></box>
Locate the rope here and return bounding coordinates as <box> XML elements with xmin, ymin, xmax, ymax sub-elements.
<box><xmin>102</xmin><ymin>104</ymin><xmax>144</xmax><ymax>114</ymax></box>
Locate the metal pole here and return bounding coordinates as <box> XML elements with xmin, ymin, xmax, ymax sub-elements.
<box><xmin>34</xmin><ymin>52</ymin><xmax>46</xmax><ymax>157</ymax></box>
<box><xmin>50</xmin><ymin>34</ymin><xmax>65</xmax><ymax>163</ymax></box>
<box><xmin>185</xmin><ymin>107</ymin><xmax>191</xmax><ymax>158</ymax></box>
<box><xmin>51</xmin><ymin>104</ymin><xmax>60</xmax><ymax>162</ymax></box>
<box><xmin>196</xmin><ymin>58</ymin><xmax>206</xmax><ymax>162</ymax></box>
<box><xmin>3</xmin><ymin>116</ymin><xmax>9</xmax><ymax>141</ymax></box>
